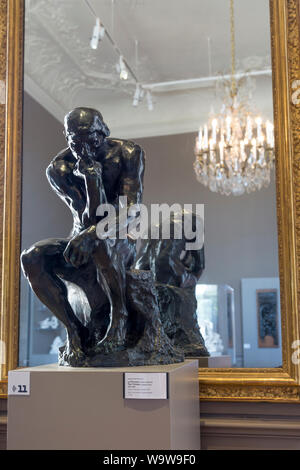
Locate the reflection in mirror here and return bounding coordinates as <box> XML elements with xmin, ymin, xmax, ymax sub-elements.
<box><xmin>19</xmin><ymin>0</ymin><xmax>280</xmax><ymax>368</ymax></box>
<box><xmin>196</xmin><ymin>284</ymin><xmax>236</xmax><ymax>366</ymax></box>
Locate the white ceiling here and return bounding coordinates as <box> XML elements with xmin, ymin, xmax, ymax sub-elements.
<box><xmin>24</xmin><ymin>0</ymin><xmax>273</xmax><ymax>138</ymax></box>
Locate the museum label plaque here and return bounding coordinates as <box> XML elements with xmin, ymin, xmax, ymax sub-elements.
<box><xmin>8</xmin><ymin>371</ymin><xmax>30</xmax><ymax>396</ymax></box>
<box><xmin>124</xmin><ymin>372</ymin><xmax>168</xmax><ymax>399</ymax></box>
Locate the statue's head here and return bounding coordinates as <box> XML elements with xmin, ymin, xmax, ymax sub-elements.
<box><xmin>64</xmin><ymin>107</ymin><xmax>110</xmax><ymax>159</ymax></box>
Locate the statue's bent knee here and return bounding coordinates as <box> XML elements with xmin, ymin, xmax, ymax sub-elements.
<box><xmin>21</xmin><ymin>245</ymin><xmax>45</xmax><ymax>278</ymax></box>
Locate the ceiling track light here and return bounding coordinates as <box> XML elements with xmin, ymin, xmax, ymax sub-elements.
<box><xmin>85</xmin><ymin>1</ymin><xmax>142</xmax><ymax>89</ymax></box>
<box><xmin>117</xmin><ymin>56</ymin><xmax>129</xmax><ymax>80</ymax></box>
<box><xmin>132</xmin><ymin>84</ymin><xmax>144</xmax><ymax>107</ymax></box>
<box><xmin>146</xmin><ymin>90</ymin><xmax>154</xmax><ymax>111</ymax></box>
<box><xmin>90</xmin><ymin>17</ymin><xmax>105</xmax><ymax>50</ymax></box>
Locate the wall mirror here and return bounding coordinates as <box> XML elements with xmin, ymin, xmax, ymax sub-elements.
<box><xmin>1</xmin><ymin>0</ymin><xmax>300</xmax><ymax>401</ymax></box>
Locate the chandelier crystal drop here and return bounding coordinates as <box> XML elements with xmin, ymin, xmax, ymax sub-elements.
<box><xmin>193</xmin><ymin>0</ymin><xmax>275</xmax><ymax>196</ymax></box>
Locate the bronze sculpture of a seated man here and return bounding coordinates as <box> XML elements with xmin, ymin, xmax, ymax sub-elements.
<box><xmin>21</xmin><ymin>107</ymin><xmax>208</xmax><ymax>367</ymax></box>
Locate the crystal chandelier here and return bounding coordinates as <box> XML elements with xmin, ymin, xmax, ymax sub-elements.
<box><xmin>194</xmin><ymin>0</ymin><xmax>275</xmax><ymax>196</ymax></box>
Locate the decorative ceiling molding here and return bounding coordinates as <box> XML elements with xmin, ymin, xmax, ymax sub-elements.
<box><xmin>24</xmin><ymin>0</ymin><xmax>135</xmax><ymax>116</ymax></box>
<box><xmin>24</xmin><ymin>0</ymin><xmax>273</xmax><ymax>138</ymax></box>
<box><xmin>27</xmin><ymin>0</ymin><xmax>114</xmax><ymax>77</ymax></box>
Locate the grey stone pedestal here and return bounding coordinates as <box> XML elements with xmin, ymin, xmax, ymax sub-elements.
<box><xmin>7</xmin><ymin>359</ymin><xmax>200</xmax><ymax>450</ymax></box>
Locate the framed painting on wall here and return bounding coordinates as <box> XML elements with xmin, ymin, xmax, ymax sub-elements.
<box><xmin>241</xmin><ymin>278</ymin><xmax>281</xmax><ymax>368</ymax></box>
<box><xmin>256</xmin><ymin>288</ymin><xmax>279</xmax><ymax>348</ymax></box>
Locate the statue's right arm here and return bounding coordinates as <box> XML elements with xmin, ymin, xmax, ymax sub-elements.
<box><xmin>46</xmin><ymin>148</ymin><xmax>86</xmax><ymax>216</ymax></box>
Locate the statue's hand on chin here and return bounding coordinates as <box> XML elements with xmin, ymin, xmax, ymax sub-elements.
<box><xmin>63</xmin><ymin>229</ymin><xmax>96</xmax><ymax>268</ymax></box>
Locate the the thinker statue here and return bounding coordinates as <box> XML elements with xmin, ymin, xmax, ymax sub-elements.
<box><xmin>21</xmin><ymin>107</ymin><xmax>208</xmax><ymax>367</ymax></box>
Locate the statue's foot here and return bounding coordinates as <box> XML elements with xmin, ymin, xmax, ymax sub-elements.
<box><xmin>59</xmin><ymin>345</ymin><xmax>86</xmax><ymax>367</ymax></box>
<box><xmin>58</xmin><ymin>324</ymin><xmax>91</xmax><ymax>367</ymax></box>
<box><xmin>93</xmin><ymin>314</ymin><xmax>127</xmax><ymax>353</ymax></box>
<box><xmin>58</xmin><ymin>334</ymin><xmax>86</xmax><ymax>367</ymax></box>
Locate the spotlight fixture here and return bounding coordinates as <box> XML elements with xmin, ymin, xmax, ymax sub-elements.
<box><xmin>132</xmin><ymin>84</ymin><xmax>144</xmax><ymax>106</ymax></box>
<box><xmin>146</xmin><ymin>90</ymin><xmax>154</xmax><ymax>111</ymax></box>
<box><xmin>117</xmin><ymin>56</ymin><xmax>129</xmax><ymax>80</ymax></box>
<box><xmin>90</xmin><ymin>18</ymin><xmax>105</xmax><ymax>50</ymax></box>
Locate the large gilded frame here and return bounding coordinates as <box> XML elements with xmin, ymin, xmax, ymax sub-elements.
<box><xmin>0</xmin><ymin>0</ymin><xmax>300</xmax><ymax>401</ymax></box>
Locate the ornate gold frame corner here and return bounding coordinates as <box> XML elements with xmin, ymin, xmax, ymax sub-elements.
<box><xmin>0</xmin><ymin>0</ymin><xmax>24</xmax><ymax>398</ymax></box>
<box><xmin>1</xmin><ymin>0</ymin><xmax>300</xmax><ymax>402</ymax></box>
